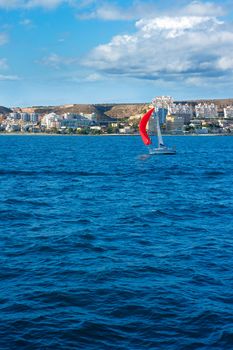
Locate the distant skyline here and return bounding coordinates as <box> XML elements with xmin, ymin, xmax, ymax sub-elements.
<box><xmin>0</xmin><ymin>0</ymin><xmax>233</xmax><ymax>107</ymax></box>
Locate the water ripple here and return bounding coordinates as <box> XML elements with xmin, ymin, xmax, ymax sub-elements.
<box><xmin>0</xmin><ymin>135</ymin><xmax>233</xmax><ymax>349</ymax></box>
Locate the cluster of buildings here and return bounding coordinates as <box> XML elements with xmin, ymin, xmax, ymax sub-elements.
<box><xmin>41</xmin><ymin>112</ymin><xmax>96</xmax><ymax>130</ymax></box>
<box><xmin>1</xmin><ymin>100</ymin><xmax>233</xmax><ymax>134</ymax></box>
<box><xmin>0</xmin><ymin>111</ymin><xmax>97</xmax><ymax>133</ymax></box>
<box><xmin>160</xmin><ymin>102</ymin><xmax>233</xmax><ymax>134</ymax></box>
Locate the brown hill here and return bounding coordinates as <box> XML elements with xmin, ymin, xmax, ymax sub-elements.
<box><xmin>14</xmin><ymin>98</ymin><xmax>233</xmax><ymax>120</ymax></box>
<box><xmin>103</xmin><ymin>104</ymin><xmax>148</xmax><ymax>118</ymax></box>
<box><xmin>20</xmin><ymin>103</ymin><xmax>149</xmax><ymax>120</ymax></box>
<box><xmin>0</xmin><ymin>106</ymin><xmax>12</xmax><ymax>115</ymax></box>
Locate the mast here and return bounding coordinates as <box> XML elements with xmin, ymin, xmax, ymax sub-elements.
<box><xmin>152</xmin><ymin>96</ymin><xmax>173</xmax><ymax>149</ymax></box>
<box><xmin>156</xmin><ymin>110</ymin><xmax>164</xmax><ymax>148</ymax></box>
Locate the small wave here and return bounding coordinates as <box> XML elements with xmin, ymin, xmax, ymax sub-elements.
<box><xmin>4</xmin><ymin>198</ymin><xmax>50</xmax><ymax>207</ymax></box>
<box><xmin>0</xmin><ymin>169</ymin><xmax>110</xmax><ymax>177</ymax></box>
<box><xmin>0</xmin><ymin>209</ymin><xmax>36</xmax><ymax>221</ymax></box>
<box><xmin>203</xmin><ymin>170</ymin><xmax>226</xmax><ymax>178</ymax></box>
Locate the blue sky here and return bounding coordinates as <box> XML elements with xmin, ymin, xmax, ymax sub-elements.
<box><xmin>0</xmin><ymin>0</ymin><xmax>233</xmax><ymax>107</ymax></box>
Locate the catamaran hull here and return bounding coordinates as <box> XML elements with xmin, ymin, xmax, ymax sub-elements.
<box><xmin>149</xmin><ymin>148</ymin><xmax>176</xmax><ymax>155</ymax></box>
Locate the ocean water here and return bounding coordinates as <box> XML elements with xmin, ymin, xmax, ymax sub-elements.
<box><xmin>0</xmin><ymin>135</ymin><xmax>233</xmax><ymax>350</ymax></box>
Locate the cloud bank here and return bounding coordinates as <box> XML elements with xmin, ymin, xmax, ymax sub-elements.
<box><xmin>0</xmin><ymin>0</ymin><xmax>69</xmax><ymax>9</ymax></box>
<box><xmin>84</xmin><ymin>2</ymin><xmax>233</xmax><ymax>86</ymax></box>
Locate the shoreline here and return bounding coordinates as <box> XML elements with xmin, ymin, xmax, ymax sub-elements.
<box><xmin>0</xmin><ymin>132</ymin><xmax>232</xmax><ymax>137</ymax></box>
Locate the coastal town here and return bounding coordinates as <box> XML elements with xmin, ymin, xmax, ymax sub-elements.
<box><xmin>1</xmin><ymin>99</ymin><xmax>233</xmax><ymax>135</ymax></box>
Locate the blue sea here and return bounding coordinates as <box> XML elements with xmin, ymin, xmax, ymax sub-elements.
<box><xmin>1</xmin><ymin>135</ymin><xmax>233</xmax><ymax>350</ymax></box>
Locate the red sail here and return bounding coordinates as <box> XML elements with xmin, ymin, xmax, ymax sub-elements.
<box><xmin>139</xmin><ymin>107</ymin><xmax>155</xmax><ymax>145</ymax></box>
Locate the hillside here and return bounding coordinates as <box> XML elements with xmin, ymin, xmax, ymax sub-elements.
<box><xmin>6</xmin><ymin>98</ymin><xmax>233</xmax><ymax>120</ymax></box>
<box><xmin>18</xmin><ymin>103</ymin><xmax>149</xmax><ymax>120</ymax></box>
<box><xmin>0</xmin><ymin>106</ymin><xmax>12</xmax><ymax>115</ymax></box>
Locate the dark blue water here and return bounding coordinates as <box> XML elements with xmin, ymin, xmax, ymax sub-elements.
<box><xmin>1</xmin><ymin>135</ymin><xmax>233</xmax><ymax>350</ymax></box>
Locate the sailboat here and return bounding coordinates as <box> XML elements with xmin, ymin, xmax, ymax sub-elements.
<box><xmin>139</xmin><ymin>107</ymin><xmax>176</xmax><ymax>155</ymax></box>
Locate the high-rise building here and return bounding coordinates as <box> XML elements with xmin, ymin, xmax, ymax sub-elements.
<box><xmin>30</xmin><ymin>113</ymin><xmax>39</xmax><ymax>122</ymax></box>
<box><xmin>195</xmin><ymin>103</ymin><xmax>218</xmax><ymax>119</ymax></box>
<box><xmin>166</xmin><ymin>115</ymin><xmax>184</xmax><ymax>133</ymax></box>
<box><xmin>223</xmin><ymin>106</ymin><xmax>233</xmax><ymax>119</ymax></box>
<box><xmin>41</xmin><ymin>113</ymin><xmax>61</xmax><ymax>129</ymax></box>
<box><xmin>20</xmin><ymin>113</ymin><xmax>30</xmax><ymax>122</ymax></box>
<box><xmin>170</xmin><ymin>103</ymin><xmax>193</xmax><ymax>124</ymax></box>
<box><xmin>8</xmin><ymin>112</ymin><xmax>20</xmax><ymax>120</ymax></box>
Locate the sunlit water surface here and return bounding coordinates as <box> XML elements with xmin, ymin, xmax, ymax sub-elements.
<box><xmin>1</xmin><ymin>135</ymin><xmax>233</xmax><ymax>349</ymax></box>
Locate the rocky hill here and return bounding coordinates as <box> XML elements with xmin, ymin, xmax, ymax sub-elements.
<box><xmin>6</xmin><ymin>98</ymin><xmax>233</xmax><ymax>120</ymax></box>
<box><xmin>18</xmin><ymin>103</ymin><xmax>149</xmax><ymax>121</ymax></box>
<box><xmin>0</xmin><ymin>106</ymin><xmax>12</xmax><ymax>115</ymax></box>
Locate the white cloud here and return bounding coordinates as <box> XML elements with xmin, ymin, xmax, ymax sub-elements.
<box><xmin>76</xmin><ymin>1</ymin><xmax>159</xmax><ymax>21</ymax></box>
<box><xmin>77</xmin><ymin>3</ymin><xmax>135</xmax><ymax>20</ymax></box>
<box><xmin>136</xmin><ymin>16</ymin><xmax>222</xmax><ymax>38</ymax></box>
<box><xmin>0</xmin><ymin>58</ymin><xmax>8</xmax><ymax>69</ymax></box>
<box><xmin>40</xmin><ymin>53</ymin><xmax>77</xmax><ymax>69</ymax></box>
<box><xmin>185</xmin><ymin>76</ymin><xmax>205</xmax><ymax>86</ymax></box>
<box><xmin>65</xmin><ymin>71</ymin><xmax>104</xmax><ymax>83</ymax></box>
<box><xmin>76</xmin><ymin>1</ymin><xmax>226</xmax><ymax>21</ymax></box>
<box><xmin>19</xmin><ymin>18</ymin><xmax>33</xmax><ymax>26</ymax></box>
<box><xmin>0</xmin><ymin>0</ymin><xmax>70</xmax><ymax>9</ymax></box>
<box><xmin>182</xmin><ymin>1</ymin><xmax>225</xmax><ymax>17</ymax></box>
<box><xmin>0</xmin><ymin>0</ymin><xmax>226</xmax><ymax>20</ymax></box>
<box><xmin>0</xmin><ymin>0</ymin><xmax>20</xmax><ymax>8</ymax></box>
<box><xmin>0</xmin><ymin>33</ymin><xmax>8</xmax><ymax>45</ymax></box>
<box><xmin>0</xmin><ymin>57</ymin><xmax>19</xmax><ymax>81</ymax></box>
<box><xmin>0</xmin><ymin>74</ymin><xmax>20</xmax><ymax>81</ymax></box>
<box><xmin>217</xmin><ymin>56</ymin><xmax>233</xmax><ymax>70</ymax></box>
<box><xmin>84</xmin><ymin>9</ymin><xmax>233</xmax><ymax>86</ymax></box>
<box><xmin>26</xmin><ymin>0</ymin><xmax>66</xmax><ymax>9</ymax></box>
<box><xmin>85</xmin><ymin>72</ymin><xmax>103</xmax><ymax>81</ymax></box>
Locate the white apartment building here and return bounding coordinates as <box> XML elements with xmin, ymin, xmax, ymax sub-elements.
<box><xmin>8</xmin><ymin>112</ymin><xmax>20</xmax><ymax>120</ymax></box>
<box><xmin>41</xmin><ymin>113</ymin><xmax>61</xmax><ymax>129</ymax></box>
<box><xmin>78</xmin><ymin>112</ymin><xmax>97</xmax><ymax>123</ymax></box>
<box><xmin>19</xmin><ymin>113</ymin><xmax>30</xmax><ymax>122</ymax></box>
<box><xmin>41</xmin><ymin>112</ymin><xmax>94</xmax><ymax>130</ymax></box>
<box><xmin>30</xmin><ymin>113</ymin><xmax>39</xmax><ymax>122</ymax></box>
<box><xmin>195</xmin><ymin>103</ymin><xmax>218</xmax><ymax>119</ymax></box>
<box><xmin>223</xmin><ymin>106</ymin><xmax>233</xmax><ymax>119</ymax></box>
<box><xmin>61</xmin><ymin>114</ymin><xmax>93</xmax><ymax>128</ymax></box>
<box><xmin>166</xmin><ymin>115</ymin><xmax>184</xmax><ymax>132</ymax></box>
<box><xmin>170</xmin><ymin>103</ymin><xmax>193</xmax><ymax>124</ymax></box>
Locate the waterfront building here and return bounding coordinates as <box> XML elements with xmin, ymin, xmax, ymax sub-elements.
<box><xmin>195</xmin><ymin>103</ymin><xmax>218</xmax><ymax>119</ymax></box>
<box><xmin>157</xmin><ymin>108</ymin><xmax>168</xmax><ymax>124</ymax></box>
<box><xmin>8</xmin><ymin>112</ymin><xmax>20</xmax><ymax>120</ymax></box>
<box><xmin>166</xmin><ymin>114</ymin><xmax>184</xmax><ymax>133</ymax></box>
<box><xmin>5</xmin><ymin>124</ymin><xmax>21</xmax><ymax>132</ymax></box>
<box><xmin>170</xmin><ymin>103</ymin><xmax>193</xmax><ymax>124</ymax></box>
<box><xmin>195</xmin><ymin>127</ymin><xmax>208</xmax><ymax>134</ymax></box>
<box><xmin>20</xmin><ymin>113</ymin><xmax>30</xmax><ymax>122</ymax></box>
<box><xmin>223</xmin><ymin>106</ymin><xmax>233</xmax><ymax>119</ymax></box>
<box><xmin>63</xmin><ymin>113</ymin><xmax>76</xmax><ymax>119</ymax></box>
<box><xmin>119</xmin><ymin>126</ymin><xmax>132</xmax><ymax>134</ymax></box>
<box><xmin>61</xmin><ymin>116</ymin><xmax>92</xmax><ymax>129</ymax></box>
<box><xmin>78</xmin><ymin>112</ymin><xmax>97</xmax><ymax>122</ymax></box>
<box><xmin>30</xmin><ymin>113</ymin><xmax>39</xmax><ymax>123</ymax></box>
<box><xmin>41</xmin><ymin>113</ymin><xmax>61</xmax><ymax>129</ymax></box>
<box><xmin>41</xmin><ymin>112</ymin><xmax>95</xmax><ymax>130</ymax></box>
<box><xmin>90</xmin><ymin>126</ymin><xmax>102</xmax><ymax>132</ymax></box>
<box><xmin>190</xmin><ymin>119</ymin><xmax>202</xmax><ymax>127</ymax></box>
<box><xmin>62</xmin><ymin>113</ymin><xmax>95</xmax><ymax>127</ymax></box>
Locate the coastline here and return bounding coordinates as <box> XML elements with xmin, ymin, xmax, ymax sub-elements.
<box><xmin>0</xmin><ymin>132</ymin><xmax>232</xmax><ymax>137</ymax></box>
